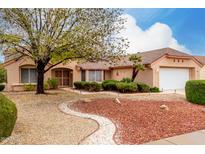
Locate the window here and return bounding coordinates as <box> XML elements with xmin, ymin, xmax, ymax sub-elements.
<box><xmin>88</xmin><ymin>70</ymin><xmax>102</xmax><ymax>82</ymax></box>
<box><xmin>21</xmin><ymin>68</ymin><xmax>37</xmax><ymax>83</ymax></box>
<box><xmin>81</xmin><ymin>70</ymin><xmax>86</xmax><ymax>81</ymax></box>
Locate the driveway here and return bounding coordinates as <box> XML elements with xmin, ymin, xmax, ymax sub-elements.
<box><xmin>161</xmin><ymin>89</ymin><xmax>185</xmax><ymax>95</ymax></box>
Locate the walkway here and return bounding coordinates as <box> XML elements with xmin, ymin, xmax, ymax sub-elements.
<box><xmin>145</xmin><ymin>129</ymin><xmax>205</xmax><ymax>145</ymax></box>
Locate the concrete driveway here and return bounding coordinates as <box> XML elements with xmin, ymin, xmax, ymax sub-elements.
<box><xmin>145</xmin><ymin>129</ymin><xmax>205</xmax><ymax>145</ymax></box>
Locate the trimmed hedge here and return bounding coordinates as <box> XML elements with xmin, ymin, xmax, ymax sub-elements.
<box><xmin>185</xmin><ymin>80</ymin><xmax>205</xmax><ymax>105</ymax></box>
<box><xmin>102</xmin><ymin>80</ymin><xmax>118</xmax><ymax>91</ymax></box>
<box><xmin>150</xmin><ymin>87</ymin><xmax>160</xmax><ymax>93</ymax></box>
<box><xmin>137</xmin><ymin>82</ymin><xmax>150</xmax><ymax>92</ymax></box>
<box><xmin>121</xmin><ymin>78</ymin><xmax>132</xmax><ymax>83</ymax></box>
<box><xmin>0</xmin><ymin>84</ymin><xmax>5</xmax><ymax>91</ymax></box>
<box><xmin>0</xmin><ymin>93</ymin><xmax>17</xmax><ymax>139</ymax></box>
<box><xmin>116</xmin><ymin>82</ymin><xmax>138</xmax><ymax>93</ymax></box>
<box><xmin>74</xmin><ymin>81</ymin><xmax>101</xmax><ymax>92</ymax></box>
<box><xmin>84</xmin><ymin>82</ymin><xmax>102</xmax><ymax>92</ymax></box>
<box><xmin>74</xmin><ymin>81</ymin><xmax>86</xmax><ymax>89</ymax></box>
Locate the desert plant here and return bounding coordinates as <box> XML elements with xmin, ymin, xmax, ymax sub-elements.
<box><xmin>150</xmin><ymin>87</ymin><xmax>160</xmax><ymax>93</ymax></box>
<box><xmin>47</xmin><ymin>78</ymin><xmax>58</xmax><ymax>89</ymax></box>
<box><xmin>0</xmin><ymin>84</ymin><xmax>5</xmax><ymax>91</ymax></box>
<box><xmin>185</xmin><ymin>80</ymin><xmax>205</xmax><ymax>105</ymax></box>
<box><xmin>121</xmin><ymin>78</ymin><xmax>132</xmax><ymax>83</ymax></box>
<box><xmin>0</xmin><ymin>93</ymin><xmax>17</xmax><ymax>140</ymax></box>
<box><xmin>23</xmin><ymin>84</ymin><xmax>35</xmax><ymax>91</ymax></box>
<box><xmin>102</xmin><ymin>80</ymin><xmax>118</xmax><ymax>91</ymax></box>
<box><xmin>116</xmin><ymin>82</ymin><xmax>138</xmax><ymax>93</ymax></box>
<box><xmin>137</xmin><ymin>82</ymin><xmax>150</xmax><ymax>92</ymax></box>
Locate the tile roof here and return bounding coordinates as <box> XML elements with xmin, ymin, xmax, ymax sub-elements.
<box><xmin>78</xmin><ymin>61</ymin><xmax>111</xmax><ymax>70</ymax></box>
<box><xmin>79</xmin><ymin>48</ymin><xmax>193</xmax><ymax>69</ymax></box>
<box><xmin>194</xmin><ymin>56</ymin><xmax>205</xmax><ymax>65</ymax></box>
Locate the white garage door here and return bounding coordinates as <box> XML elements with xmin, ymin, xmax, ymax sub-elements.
<box><xmin>160</xmin><ymin>68</ymin><xmax>189</xmax><ymax>90</ymax></box>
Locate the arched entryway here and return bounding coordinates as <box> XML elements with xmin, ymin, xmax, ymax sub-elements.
<box><xmin>51</xmin><ymin>68</ymin><xmax>73</xmax><ymax>87</ymax></box>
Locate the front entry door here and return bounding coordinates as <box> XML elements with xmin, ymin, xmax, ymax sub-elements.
<box><xmin>55</xmin><ymin>69</ymin><xmax>70</xmax><ymax>86</ymax></box>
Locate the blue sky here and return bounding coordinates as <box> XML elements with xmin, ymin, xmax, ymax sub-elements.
<box><xmin>124</xmin><ymin>8</ymin><xmax>205</xmax><ymax>55</ymax></box>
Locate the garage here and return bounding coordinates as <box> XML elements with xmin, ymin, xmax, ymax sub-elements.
<box><xmin>159</xmin><ymin>68</ymin><xmax>189</xmax><ymax>90</ymax></box>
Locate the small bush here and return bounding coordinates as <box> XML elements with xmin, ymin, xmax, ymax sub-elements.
<box><xmin>23</xmin><ymin>83</ymin><xmax>35</xmax><ymax>91</ymax></box>
<box><xmin>185</xmin><ymin>80</ymin><xmax>205</xmax><ymax>105</ymax></box>
<box><xmin>74</xmin><ymin>81</ymin><xmax>86</xmax><ymax>89</ymax></box>
<box><xmin>121</xmin><ymin>78</ymin><xmax>132</xmax><ymax>83</ymax></box>
<box><xmin>47</xmin><ymin>78</ymin><xmax>58</xmax><ymax>89</ymax></box>
<box><xmin>102</xmin><ymin>80</ymin><xmax>118</xmax><ymax>91</ymax></box>
<box><xmin>116</xmin><ymin>82</ymin><xmax>138</xmax><ymax>93</ymax></box>
<box><xmin>0</xmin><ymin>66</ymin><xmax>6</xmax><ymax>83</ymax></box>
<box><xmin>84</xmin><ymin>82</ymin><xmax>102</xmax><ymax>92</ymax></box>
<box><xmin>0</xmin><ymin>93</ymin><xmax>17</xmax><ymax>139</ymax></box>
<box><xmin>0</xmin><ymin>84</ymin><xmax>5</xmax><ymax>91</ymax></box>
<box><xmin>150</xmin><ymin>87</ymin><xmax>160</xmax><ymax>93</ymax></box>
<box><xmin>137</xmin><ymin>82</ymin><xmax>150</xmax><ymax>92</ymax></box>
<box><xmin>44</xmin><ymin>82</ymin><xmax>49</xmax><ymax>90</ymax></box>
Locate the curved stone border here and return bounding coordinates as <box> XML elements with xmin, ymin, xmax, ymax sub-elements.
<box><xmin>59</xmin><ymin>101</ymin><xmax>117</xmax><ymax>145</ymax></box>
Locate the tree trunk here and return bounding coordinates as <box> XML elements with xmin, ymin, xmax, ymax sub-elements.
<box><xmin>131</xmin><ymin>68</ymin><xmax>139</xmax><ymax>82</ymax></box>
<box><xmin>36</xmin><ymin>61</ymin><xmax>46</xmax><ymax>94</ymax></box>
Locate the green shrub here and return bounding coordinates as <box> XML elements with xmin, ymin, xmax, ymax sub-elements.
<box><xmin>137</xmin><ymin>82</ymin><xmax>150</xmax><ymax>92</ymax></box>
<box><xmin>44</xmin><ymin>82</ymin><xmax>49</xmax><ymax>90</ymax></box>
<box><xmin>121</xmin><ymin>78</ymin><xmax>132</xmax><ymax>83</ymax></box>
<box><xmin>116</xmin><ymin>82</ymin><xmax>138</xmax><ymax>93</ymax></box>
<box><xmin>102</xmin><ymin>80</ymin><xmax>118</xmax><ymax>91</ymax></box>
<box><xmin>0</xmin><ymin>66</ymin><xmax>6</xmax><ymax>83</ymax></box>
<box><xmin>0</xmin><ymin>84</ymin><xmax>5</xmax><ymax>91</ymax></box>
<box><xmin>47</xmin><ymin>78</ymin><xmax>58</xmax><ymax>89</ymax></box>
<box><xmin>74</xmin><ymin>81</ymin><xmax>86</xmax><ymax>89</ymax></box>
<box><xmin>0</xmin><ymin>93</ymin><xmax>17</xmax><ymax>139</ymax></box>
<box><xmin>84</xmin><ymin>82</ymin><xmax>102</xmax><ymax>92</ymax></box>
<box><xmin>185</xmin><ymin>80</ymin><xmax>205</xmax><ymax>105</ymax></box>
<box><xmin>23</xmin><ymin>83</ymin><xmax>35</xmax><ymax>91</ymax></box>
<box><xmin>150</xmin><ymin>87</ymin><xmax>160</xmax><ymax>93</ymax></box>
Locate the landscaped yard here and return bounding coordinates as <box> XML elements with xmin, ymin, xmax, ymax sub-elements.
<box><xmin>71</xmin><ymin>96</ymin><xmax>205</xmax><ymax>144</ymax></box>
<box><xmin>1</xmin><ymin>89</ymin><xmax>205</xmax><ymax>145</ymax></box>
<box><xmin>0</xmin><ymin>90</ymin><xmax>101</xmax><ymax>144</ymax></box>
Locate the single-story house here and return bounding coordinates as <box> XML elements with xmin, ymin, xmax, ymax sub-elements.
<box><xmin>2</xmin><ymin>47</ymin><xmax>205</xmax><ymax>91</ymax></box>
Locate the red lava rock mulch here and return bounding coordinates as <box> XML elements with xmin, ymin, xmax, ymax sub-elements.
<box><xmin>71</xmin><ymin>99</ymin><xmax>205</xmax><ymax>144</ymax></box>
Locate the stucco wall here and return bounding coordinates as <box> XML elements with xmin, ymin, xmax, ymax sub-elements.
<box><xmin>4</xmin><ymin>56</ymin><xmax>81</xmax><ymax>91</ymax></box>
<box><xmin>4</xmin><ymin>57</ymin><xmax>37</xmax><ymax>91</ymax></box>
<box><xmin>111</xmin><ymin>68</ymin><xmax>132</xmax><ymax>81</ymax></box>
<box><xmin>199</xmin><ymin>66</ymin><xmax>205</xmax><ymax>79</ymax></box>
<box><xmin>110</xmin><ymin>67</ymin><xmax>153</xmax><ymax>86</ymax></box>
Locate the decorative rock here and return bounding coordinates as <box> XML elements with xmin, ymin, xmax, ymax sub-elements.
<box><xmin>202</xmin><ymin>108</ymin><xmax>205</xmax><ymax>113</ymax></box>
<box><xmin>81</xmin><ymin>98</ymin><xmax>92</xmax><ymax>103</ymax></box>
<box><xmin>160</xmin><ymin>104</ymin><xmax>169</xmax><ymax>111</ymax></box>
<box><xmin>114</xmin><ymin>98</ymin><xmax>121</xmax><ymax>104</ymax></box>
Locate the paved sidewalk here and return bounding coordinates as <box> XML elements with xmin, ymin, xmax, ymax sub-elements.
<box><xmin>145</xmin><ymin>129</ymin><xmax>205</xmax><ymax>145</ymax></box>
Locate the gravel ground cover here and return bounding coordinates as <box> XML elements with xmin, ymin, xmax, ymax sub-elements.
<box><xmin>0</xmin><ymin>90</ymin><xmax>99</xmax><ymax>144</ymax></box>
<box><xmin>71</xmin><ymin>98</ymin><xmax>205</xmax><ymax>144</ymax></box>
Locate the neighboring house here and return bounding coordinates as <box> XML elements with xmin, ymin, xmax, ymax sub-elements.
<box><xmin>2</xmin><ymin>47</ymin><xmax>205</xmax><ymax>91</ymax></box>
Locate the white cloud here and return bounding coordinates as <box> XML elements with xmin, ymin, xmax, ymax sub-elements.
<box><xmin>120</xmin><ymin>14</ymin><xmax>190</xmax><ymax>53</ymax></box>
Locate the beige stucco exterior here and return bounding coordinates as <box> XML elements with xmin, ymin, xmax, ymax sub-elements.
<box><xmin>199</xmin><ymin>66</ymin><xmax>205</xmax><ymax>79</ymax></box>
<box><xmin>2</xmin><ymin>54</ymin><xmax>204</xmax><ymax>91</ymax></box>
